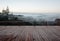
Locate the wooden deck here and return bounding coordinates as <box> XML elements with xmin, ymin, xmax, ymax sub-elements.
<box><xmin>0</xmin><ymin>26</ymin><xmax>60</xmax><ymax>41</ymax></box>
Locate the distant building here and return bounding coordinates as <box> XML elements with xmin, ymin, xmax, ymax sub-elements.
<box><xmin>2</xmin><ymin>6</ymin><xmax>9</xmax><ymax>15</ymax></box>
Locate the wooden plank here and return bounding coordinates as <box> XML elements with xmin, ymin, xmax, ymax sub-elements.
<box><xmin>0</xmin><ymin>26</ymin><xmax>60</xmax><ymax>41</ymax></box>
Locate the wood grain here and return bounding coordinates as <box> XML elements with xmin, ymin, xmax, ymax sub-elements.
<box><xmin>0</xmin><ymin>26</ymin><xmax>60</xmax><ymax>41</ymax></box>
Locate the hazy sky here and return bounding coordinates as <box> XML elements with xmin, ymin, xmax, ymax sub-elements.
<box><xmin>0</xmin><ymin>0</ymin><xmax>60</xmax><ymax>13</ymax></box>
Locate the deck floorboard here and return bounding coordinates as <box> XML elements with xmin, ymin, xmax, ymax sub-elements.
<box><xmin>0</xmin><ymin>26</ymin><xmax>60</xmax><ymax>41</ymax></box>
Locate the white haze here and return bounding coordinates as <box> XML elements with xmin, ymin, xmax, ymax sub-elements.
<box><xmin>12</xmin><ymin>12</ymin><xmax>60</xmax><ymax>21</ymax></box>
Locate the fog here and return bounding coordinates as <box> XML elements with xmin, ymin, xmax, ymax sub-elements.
<box><xmin>13</xmin><ymin>12</ymin><xmax>60</xmax><ymax>21</ymax></box>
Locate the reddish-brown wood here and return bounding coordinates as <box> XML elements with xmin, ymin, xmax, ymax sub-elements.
<box><xmin>0</xmin><ymin>26</ymin><xmax>60</xmax><ymax>41</ymax></box>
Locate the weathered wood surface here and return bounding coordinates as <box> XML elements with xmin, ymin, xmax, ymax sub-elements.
<box><xmin>0</xmin><ymin>26</ymin><xmax>60</xmax><ymax>41</ymax></box>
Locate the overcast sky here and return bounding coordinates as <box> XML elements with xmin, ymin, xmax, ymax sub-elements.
<box><xmin>0</xmin><ymin>0</ymin><xmax>60</xmax><ymax>13</ymax></box>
